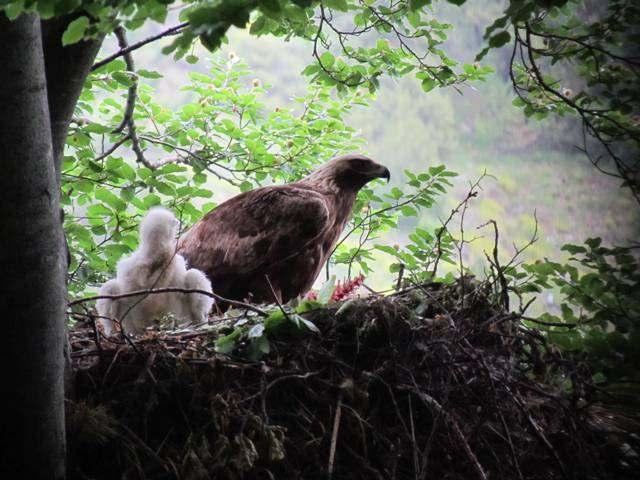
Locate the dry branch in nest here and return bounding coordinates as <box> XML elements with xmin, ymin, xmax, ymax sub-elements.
<box><xmin>67</xmin><ymin>278</ymin><xmax>638</xmax><ymax>480</ymax></box>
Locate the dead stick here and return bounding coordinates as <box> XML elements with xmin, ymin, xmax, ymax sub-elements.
<box><xmin>395</xmin><ymin>263</ymin><xmax>405</xmax><ymax>291</ymax></box>
<box><xmin>68</xmin><ymin>287</ymin><xmax>267</xmax><ymax>317</ymax></box>
<box><xmin>265</xmin><ymin>274</ymin><xmax>287</xmax><ymax>319</ymax></box>
<box><xmin>449</xmin><ymin>418</ymin><xmax>488</xmax><ymax>480</ymax></box>
<box><xmin>328</xmin><ymin>391</ymin><xmax>344</xmax><ymax>479</ymax></box>
<box><xmin>409</xmin><ymin>395</ymin><xmax>419</xmax><ymax>480</ymax></box>
<box><xmin>509</xmin><ymin>390</ymin><xmax>569</xmax><ymax>479</ymax></box>
<box><xmin>91</xmin><ymin>22</ymin><xmax>188</xmax><ymax>71</ymax></box>
<box><xmin>409</xmin><ymin>389</ymin><xmax>488</xmax><ymax>480</ymax></box>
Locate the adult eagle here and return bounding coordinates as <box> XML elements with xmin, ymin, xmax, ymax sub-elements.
<box><xmin>177</xmin><ymin>154</ymin><xmax>390</xmax><ymax>306</ymax></box>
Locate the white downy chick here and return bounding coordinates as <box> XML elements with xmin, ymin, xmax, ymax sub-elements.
<box><xmin>95</xmin><ymin>279</ymin><xmax>122</xmax><ymax>337</ymax></box>
<box><xmin>171</xmin><ymin>268</ymin><xmax>214</xmax><ymax>326</ymax></box>
<box><xmin>96</xmin><ymin>207</ymin><xmax>213</xmax><ymax>335</ymax></box>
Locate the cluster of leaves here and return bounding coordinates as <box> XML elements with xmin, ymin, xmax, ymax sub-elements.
<box><xmin>471</xmin><ymin>0</ymin><xmax>640</xmax><ymax>405</ymax></box>
<box><xmin>478</xmin><ymin>0</ymin><xmax>640</xmax><ymax>203</ymax></box>
<box><xmin>160</xmin><ymin>0</ymin><xmax>493</xmax><ymax>94</ymax></box>
<box><xmin>64</xmin><ymin>55</ymin><xmax>367</xmax><ymax>295</ymax></box>
<box><xmin>1</xmin><ymin>0</ymin><xmax>176</xmax><ymax>38</ymax></box>
<box><xmin>331</xmin><ymin>165</ymin><xmax>458</xmax><ymax>278</ymax></box>
<box><xmin>3</xmin><ymin>0</ymin><xmax>492</xmax><ymax>96</ymax></box>
<box><xmin>368</xmin><ymin>168</ymin><xmax>458</xmax><ymax>276</ymax></box>
<box><xmin>509</xmin><ymin>239</ymin><xmax>639</xmax><ymax>394</ymax></box>
<box><xmin>214</xmin><ymin>276</ymin><xmax>340</xmax><ymax>360</ymax></box>
<box><xmin>3</xmin><ymin>0</ymin><xmax>492</xmax><ymax>295</ymax></box>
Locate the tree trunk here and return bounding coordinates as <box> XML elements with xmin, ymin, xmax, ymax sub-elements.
<box><xmin>40</xmin><ymin>15</ymin><xmax>105</xmax><ymax>400</ymax></box>
<box><xmin>41</xmin><ymin>16</ymin><xmax>104</xmax><ymax>177</ymax></box>
<box><xmin>0</xmin><ymin>13</ymin><xmax>67</xmax><ymax>479</ymax></box>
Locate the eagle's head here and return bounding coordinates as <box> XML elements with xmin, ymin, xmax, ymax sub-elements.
<box><xmin>139</xmin><ymin>207</ymin><xmax>180</xmax><ymax>251</ymax></box>
<box><xmin>304</xmin><ymin>154</ymin><xmax>391</xmax><ymax>192</ymax></box>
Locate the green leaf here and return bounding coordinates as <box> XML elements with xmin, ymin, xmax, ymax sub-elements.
<box><xmin>297</xmin><ymin>316</ymin><xmax>321</xmax><ymax>333</ymax></box>
<box><xmin>409</xmin><ymin>0</ymin><xmax>431</xmax><ymax>11</ymax></box>
<box><xmin>112</xmin><ymin>71</ymin><xmax>135</xmax><ymax>87</ymax></box>
<box><xmin>215</xmin><ymin>328</ymin><xmax>242</xmax><ymax>354</ymax></box>
<box><xmin>264</xmin><ymin>309</ymin><xmax>287</xmax><ymax>331</ymax></box>
<box><xmin>95</xmin><ymin>188</ymin><xmax>127</xmax><ymax>211</ymax></box>
<box><xmin>248</xmin><ymin>323</ymin><xmax>265</xmax><ymax>338</ymax></box>
<box><xmin>324</xmin><ymin>0</ymin><xmax>349</xmax><ymax>11</ymax></box>
<box><xmin>250</xmin><ymin>15</ymin><xmax>267</xmax><ymax>35</ymax></box>
<box><xmin>421</xmin><ymin>78</ymin><xmax>437</xmax><ymax>93</ymax></box>
<box><xmin>317</xmin><ymin>275</ymin><xmax>336</xmax><ymax>304</ymax></box>
<box><xmin>118</xmin><ymin>163</ymin><xmax>136</xmax><ymax>182</ymax></box>
<box><xmin>4</xmin><ymin>1</ymin><xmax>26</xmax><ymax>20</ymax></box>
<box><xmin>37</xmin><ymin>0</ymin><xmax>56</xmax><ymax>18</ymax></box>
<box><xmin>488</xmin><ymin>31</ymin><xmax>511</xmax><ymax>48</ymax></box>
<box><xmin>475</xmin><ymin>46</ymin><xmax>490</xmax><ymax>61</ymax></box>
<box><xmin>561</xmin><ymin>244</ymin><xmax>587</xmax><ymax>255</ymax></box>
<box><xmin>301</xmin><ymin>64</ymin><xmax>320</xmax><ymax>76</ymax></box>
<box><xmin>428</xmin><ymin>165</ymin><xmax>446</xmax><ymax>175</ymax></box>
<box><xmin>320</xmin><ymin>51</ymin><xmax>335</xmax><ymax>69</ymax></box>
<box><xmin>62</xmin><ymin>16</ymin><xmax>90</xmax><ymax>46</ymax></box>
<box><xmin>401</xmin><ymin>205</ymin><xmax>418</xmax><ymax>216</ymax></box>
<box><xmin>259</xmin><ymin>0</ymin><xmax>281</xmax><ymax>13</ymax></box>
<box><xmin>295</xmin><ymin>299</ymin><xmax>322</xmax><ymax>314</ymax></box>
<box><xmin>584</xmin><ymin>237</ymin><xmax>602</xmax><ymax>249</ymax></box>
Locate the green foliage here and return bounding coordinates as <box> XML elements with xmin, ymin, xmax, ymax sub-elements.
<box><xmin>512</xmin><ymin>240</ymin><xmax>640</xmax><ymax>390</ymax></box>
<box><xmin>331</xmin><ymin>165</ymin><xmax>457</xmax><ymax>278</ymax></box>
<box><xmin>179</xmin><ymin>0</ymin><xmax>492</xmax><ymax>94</ymax></box>
<box><xmin>61</xmin><ymin>15</ymin><xmax>89</xmax><ymax>45</ymax></box>
<box><xmin>478</xmin><ymin>0</ymin><xmax>640</xmax><ymax>203</ymax></box>
<box><xmin>3</xmin><ymin>0</ymin><xmax>491</xmax><ymax>95</ymax></box>
<box><xmin>316</xmin><ymin>275</ymin><xmax>336</xmax><ymax>304</ymax></box>
<box><xmin>214</xmin><ymin>286</ymin><xmax>328</xmax><ymax>360</ymax></box>
<box><xmin>471</xmin><ymin>0</ymin><xmax>640</xmax><ymax>402</ymax></box>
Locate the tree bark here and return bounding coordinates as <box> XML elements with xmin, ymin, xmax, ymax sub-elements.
<box><xmin>41</xmin><ymin>15</ymin><xmax>104</xmax><ymax>177</ymax></box>
<box><xmin>40</xmin><ymin>15</ymin><xmax>105</xmax><ymax>400</ymax></box>
<box><xmin>0</xmin><ymin>13</ymin><xmax>67</xmax><ymax>479</ymax></box>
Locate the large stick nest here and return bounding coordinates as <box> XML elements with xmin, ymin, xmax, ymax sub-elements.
<box><xmin>67</xmin><ymin>279</ymin><xmax>638</xmax><ymax>479</ymax></box>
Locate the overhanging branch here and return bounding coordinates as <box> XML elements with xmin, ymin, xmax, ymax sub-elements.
<box><xmin>92</xmin><ymin>22</ymin><xmax>188</xmax><ymax>72</ymax></box>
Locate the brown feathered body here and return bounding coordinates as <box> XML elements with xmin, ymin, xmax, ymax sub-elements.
<box><xmin>177</xmin><ymin>155</ymin><xmax>390</xmax><ymax>306</ymax></box>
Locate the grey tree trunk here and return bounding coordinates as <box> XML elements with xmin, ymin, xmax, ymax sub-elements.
<box><xmin>0</xmin><ymin>13</ymin><xmax>67</xmax><ymax>479</ymax></box>
<box><xmin>41</xmin><ymin>16</ymin><xmax>104</xmax><ymax>177</ymax></box>
<box><xmin>40</xmin><ymin>15</ymin><xmax>105</xmax><ymax>399</ymax></box>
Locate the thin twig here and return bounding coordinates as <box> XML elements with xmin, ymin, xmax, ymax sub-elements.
<box><xmin>112</xmin><ymin>27</ymin><xmax>137</xmax><ymax>134</ymax></box>
<box><xmin>327</xmin><ymin>391</ymin><xmax>344</xmax><ymax>479</ymax></box>
<box><xmin>409</xmin><ymin>388</ymin><xmax>488</xmax><ymax>480</ymax></box>
<box><xmin>68</xmin><ymin>287</ymin><xmax>267</xmax><ymax>317</ymax></box>
<box><xmin>92</xmin><ymin>23</ymin><xmax>188</xmax><ymax>72</ymax></box>
<box><xmin>479</xmin><ymin>219</ymin><xmax>509</xmax><ymax>311</ymax></box>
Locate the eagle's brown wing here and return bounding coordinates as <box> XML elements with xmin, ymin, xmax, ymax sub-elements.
<box><xmin>177</xmin><ymin>185</ymin><xmax>331</xmax><ymax>280</ymax></box>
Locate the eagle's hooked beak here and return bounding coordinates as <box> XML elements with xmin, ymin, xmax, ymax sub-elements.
<box><xmin>378</xmin><ymin>166</ymin><xmax>391</xmax><ymax>183</ymax></box>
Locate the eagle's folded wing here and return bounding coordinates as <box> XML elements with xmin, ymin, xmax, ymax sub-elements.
<box><xmin>178</xmin><ymin>185</ymin><xmax>330</xmax><ymax>278</ymax></box>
